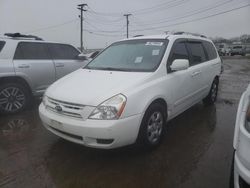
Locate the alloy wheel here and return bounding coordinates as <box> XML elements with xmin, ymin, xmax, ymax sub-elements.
<box><xmin>0</xmin><ymin>87</ymin><xmax>25</xmax><ymax>113</ymax></box>
<box><xmin>147</xmin><ymin>111</ymin><xmax>163</xmax><ymax>144</ymax></box>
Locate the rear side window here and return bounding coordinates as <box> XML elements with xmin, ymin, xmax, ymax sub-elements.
<box><xmin>203</xmin><ymin>41</ymin><xmax>217</xmax><ymax>60</ymax></box>
<box><xmin>14</xmin><ymin>42</ymin><xmax>50</xmax><ymax>60</ymax></box>
<box><xmin>0</xmin><ymin>41</ymin><xmax>6</xmax><ymax>53</ymax></box>
<box><xmin>187</xmin><ymin>42</ymin><xmax>206</xmax><ymax>65</ymax></box>
<box><xmin>48</xmin><ymin>44</ymin><xmax>80</xmax><ymax>60</ymax></box>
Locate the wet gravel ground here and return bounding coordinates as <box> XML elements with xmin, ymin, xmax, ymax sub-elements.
<box><xmin>0</xmin><ymin>57</ymin><xmax>250</xmax><ymax>188</ymax></box>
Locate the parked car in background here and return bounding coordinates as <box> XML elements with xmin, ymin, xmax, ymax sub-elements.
<box><xmin>0</xmin><ymin>33</ymin><xmax>89</xmax><ymax>114</ymax></box>
<box><xmin>39</xmin><ymin>32</ymin><xmax>221</xmax><ymax>149</ymax></box>
<box><xmin>231</xmin><ymin>45</ymin><xmax>246</xmax><ymax>56</ymax></box>
<box><xmin>231</xmin><ymin>84</ymin><xmax>250</xmax><ymax>188</ymax></box>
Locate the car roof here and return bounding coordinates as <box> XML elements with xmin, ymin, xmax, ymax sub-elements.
<box><xmin>0</xmin><ymin>35</ymin><xmax>77</xmax><ymax>47</ymax></box>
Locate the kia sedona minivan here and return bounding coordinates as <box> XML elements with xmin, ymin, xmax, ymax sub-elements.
<box><xmin>39</xmin><ymin>32</ymin><xmax>221</xmax><ymax>149</ymax></box>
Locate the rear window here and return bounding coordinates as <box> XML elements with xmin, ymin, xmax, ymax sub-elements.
<box><xmin>186</xmin><ymin>42</ymin><xmax>207</xmax><ymax>65</ymax></box>
<box><xmin>0</xmin><ymin>41</ymin><xmax>6</xmax><ymax>53</ymax></box>
<box><xmin>203</xmin><ymin>41</ymin><xmax>217</xmax><ymax>60</ymax></box>
<box><xmin>48</xmin><ymin>44</ymin><xmax>80</xmax><ymax>60</ymax></box>
<box><xmin>14</xmin><ymin>42</ymin><xmax>50</xmax><ymax>60</ymax></box>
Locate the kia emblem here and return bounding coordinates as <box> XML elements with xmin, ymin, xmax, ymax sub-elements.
<box><xmin>55</xmin><ymin>105</ymin><xmax>62</xmax><ymax>112</ymax></box>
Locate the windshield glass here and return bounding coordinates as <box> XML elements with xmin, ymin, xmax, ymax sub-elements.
<box><xmin>85</xmin><ymin>39</ymin><xmax>168</xmax><ymax>72</ymax></box>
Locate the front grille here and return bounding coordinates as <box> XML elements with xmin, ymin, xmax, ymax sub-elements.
<box><xmin>46</xmin><ymin>97</ymin><xmax>84</xmax><ymax>119</ymax></box>
<box><xmin>239</xmin><ymin>176</ymin><xmax>250</xmax><ymax>188</ymax></box>
<box><xmin>50</xmin><ymin>126</ymin><xmax>83</xmax><ymax>141</ymax></box>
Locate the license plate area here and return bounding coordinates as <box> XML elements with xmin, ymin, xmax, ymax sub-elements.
<box><xmin>50</xmin><ymin>119</ymin><xmax>63</xmax><ymax>130</ymax></box>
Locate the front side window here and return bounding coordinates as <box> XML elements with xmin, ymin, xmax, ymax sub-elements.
<box><xmin>169</xmin><ymin>41</ymin><xmax>189</xmax><ymax>63</ymax></box>
<box><xmin>187</xmin><ymin>42</ymin><xmax>207</xmax><ymax>65</ymax></box>
<box><xmin>14</xmin><ymin>42</ymin><xmax>50</xmax><ymax>60</ymax></box>
<box><xmin>167</xmin><ymin>41</ymin><xmax>189</xmax><ymax>72</ymax></box>
<box><xmin>0</xmin><ymin>41</ymin><xmax>6</xmax><ymax>53</ymax></box>
<box><xmin>48</xmin><ymin>44</ymin><xmax>80</xmax><ymax>60</ymax></box>
<box><xmin>85</xmin><ymin>39</ymin><xmax>168</xmax><ymax>72</ymax></box>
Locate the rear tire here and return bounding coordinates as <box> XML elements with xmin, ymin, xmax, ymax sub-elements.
<box><xmin>136</xmin><ymin>103</ymin><xmax>167</xmax><ymax>149</ymax></box>
<box><xmin>0</xmin><ymin>83</ymin><xmax>31</xmax><ymax>114</ymax></box>
<box><xmin>203</xmin><ymin>78</ymin><xmax>219</xmax><ymax>105</ymax></box>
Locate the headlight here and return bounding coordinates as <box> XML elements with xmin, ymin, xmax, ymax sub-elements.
<box><xmin>88</xmin><ymin>94</ymin><xmax>127</xmax><ymax>120</ymax></box>
<box><xmin>246</xmin><ymin>104</ymin><xmax>250</xmax><ymax>133</ymax></box>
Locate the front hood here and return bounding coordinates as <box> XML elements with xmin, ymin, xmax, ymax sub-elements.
<box><xmin>46</xmin><ymin>69</ymin><xmax>152</xmax><ymax>106</ymax></box>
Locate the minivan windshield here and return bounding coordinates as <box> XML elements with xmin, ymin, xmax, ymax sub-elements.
<box><xmin>85</xmin><ymin>39</ymin><xmax>168</xmax><ymax>72</ymax></box>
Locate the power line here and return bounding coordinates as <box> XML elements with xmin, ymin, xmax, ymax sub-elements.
<box><xmin>24</xmin><ymin>19</ymin><xmax>78</xmax><ymax>34</ymax></box>
<box><xmin>129</xmin><ymin>3</ymin><xmax>250</xmax><ymax>32</ymax></box>
<box><xmin>131</xmin><ymin>0</ymin><xmax>235</xmax><ymax>27</ymax></box>
<box><xmin>84</xmin><ymin>20</ymin><xmax>126</xmax><ymax>33</ymax></box>
<box><xmin>85</xmin><ymin>12</ymin><xmax>124</xmax><ymax>25</ymax></box>
<box><xmin>87</xmin><ymin>0</ymin><xmax>188</xmax><ymax>16</ymax></box>
<box><xmin>23</xmin><ymin>2</ymin><xmax>250</xmax><ymax>38</ymax></box>
<box><xmin>84</xmin><ymin>29</ymin><xmax>125</xmax><ymax>37</ymax></box>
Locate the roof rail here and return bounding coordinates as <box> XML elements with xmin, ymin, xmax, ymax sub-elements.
<box><xmin>133</xmin><ymin>35</ymin><xmax>144</xmax><ymax>37</ymax></box>
<box><xmin>173</xmin><ymin>31</ymin><xmax>207</xmax><ymax>38</ymax></box>
<box><xmin>4</xmin><ymin>33</ymin><xmax>43</xmax><ymax>40</ymax></box>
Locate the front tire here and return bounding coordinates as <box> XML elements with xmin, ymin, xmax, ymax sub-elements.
<box><xmin>137</xmin><ymin>103</ymin><xmax>167</xmax><ymax>149</ymax></box>
<box><xmin>203</xmin><ymin>78</ymin><xmax>219</xmax><ymax>105</ymax></box>
<box><xmin>0</xmin><ymin>83</ymin><xmax>30</xmax><ymax>114</ymax></box>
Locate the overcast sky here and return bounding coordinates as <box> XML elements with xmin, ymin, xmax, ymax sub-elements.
<box><xmin>0</xmin><ymin>0</ymin><xmax>249</xmax><ymax>49</ymax></box>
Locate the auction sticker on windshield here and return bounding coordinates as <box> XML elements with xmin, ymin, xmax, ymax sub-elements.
<box><xmin>145</xmin><ymin>42</ymin><xmax>163</xmax><ymax>46</ymax></box>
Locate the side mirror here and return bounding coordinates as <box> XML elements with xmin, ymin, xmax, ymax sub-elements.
<box><xmin>77</xmin><ymin>54</ymin><xmax>88</xmax><ymax>61</ymax></box>
<box><xmin>170</xmin><ymin>59</ymin><xmax>189</xmax><ymax>71</ymax></box>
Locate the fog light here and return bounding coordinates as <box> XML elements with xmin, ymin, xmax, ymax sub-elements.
<box><xmin>96</xmin><ymin>139</ymin><xmax>114</xmax><ymax>144</ymax></box>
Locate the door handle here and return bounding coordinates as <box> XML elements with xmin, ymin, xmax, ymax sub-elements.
<box><xmin>191</xmin><ymin>71</ymin><xmax>201</xmax><ymax>77</ymax></box>
<box><xmin>55</xmin><ymin>63</ymin><xmax>64</xmax><ymax>67</ymax></box>
<box><xmin>18</xmin><ymin>64</ymin><xmax>30</xmax><ymax>68</ymax></box>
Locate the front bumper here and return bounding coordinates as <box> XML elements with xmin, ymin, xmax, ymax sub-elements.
<box><xmin>39</xmin><ymin>103</ymin><xmax>142</xmax><ymax>149</ymax></box>
<box><xmin>234</xmin><ymin>125</ymin><xmax>250</xmax><ymax>187</ymax></box>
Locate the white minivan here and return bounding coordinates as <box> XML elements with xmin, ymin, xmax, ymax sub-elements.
<box><xmin>39</xmin><ymin>32</ymin><xmax>222</xmax><ymax>149</ymax></box>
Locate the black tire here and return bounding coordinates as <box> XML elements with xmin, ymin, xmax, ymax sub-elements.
<box><xmin>229</xmin><ymin>150</ymin><xmax>235</xmax><ymax>188</ymax></box>
<box><xmin>0</xmin><ymin>82</ymin><xmax>31</xmax><ymax>114</ymax></box>
<box><xmin>136</xmin><ymin>103</ymin><xmax>167</xmax><ymax>149</ymax></box>
<box><xmin>203</xmin><ymin>78</ymin><xmax>219</xmax><ymax>105</ymax></box>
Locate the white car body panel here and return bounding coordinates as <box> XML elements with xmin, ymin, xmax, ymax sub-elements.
<box><xmin>233</xmin><ymin>84</ymin><xmax>250</xmax><ymax>187</ymax></box>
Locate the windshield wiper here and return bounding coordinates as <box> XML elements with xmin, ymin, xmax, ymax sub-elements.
<box><xmin>98</xmin><ymin>67</ymin><xmax>126</xmax><ymax>71</ymax></box>
<box><xmin>85</xmin><ymin>67</ymin><xmax>131</xmax><ymax>71</ymax></box>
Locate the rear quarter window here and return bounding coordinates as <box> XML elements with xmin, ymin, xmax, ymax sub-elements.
<box><xmin>203</xmin><ymin>41</ymin><xmax>218</xmax><ymax>60</ymax></box>
<box><xmin>48</xmin><ymin>44</ymin><xmax>80</xmax><ymax>60</ymax></box>
<box><xmin>0</xmin><ymin>41</ymin><xmax>6</xmax><ymax>53</ymax></box>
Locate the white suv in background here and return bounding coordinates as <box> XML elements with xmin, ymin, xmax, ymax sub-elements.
<box><xmin>39</xmin><ymin>32</ymin><xmax>222</xmax><ymax>149</ymax></box>
<box><xmin>0</xmin><ymin>33</ymin><xmax>89</xmax><ymax>114</ymax></box>
<box><xmin>231</xmin><ymin>84</ymin><xmax>250</xmax><ymax>188</ymax></box>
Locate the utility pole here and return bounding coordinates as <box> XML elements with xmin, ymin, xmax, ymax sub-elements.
<box><xmin>77</xmin><ymin>3</ymin><xmax>87</xmax><ymax>52</ymax></box>
<box><xmin>124</xmin><ymin>14</ymin><xmax>132</xmax><ymax>38</ymax></box>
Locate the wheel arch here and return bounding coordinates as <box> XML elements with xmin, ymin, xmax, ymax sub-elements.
<box><xmin>143</xmin><ymin>97</ymin><xmax>168</xmax><ymax>120</ymax></box>
<box><xmin>0</xmin><ymin>76</ymin><xmax>32</xmax><ymax>94</ymax></box>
